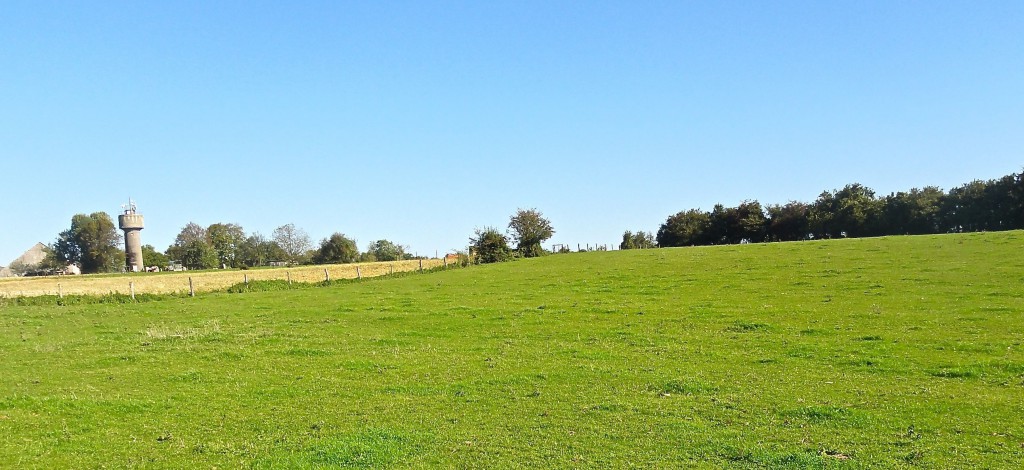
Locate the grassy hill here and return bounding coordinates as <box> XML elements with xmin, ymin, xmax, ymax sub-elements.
<box><xmin>1</xmin><ymin>231</ymin><xmax>1022</xmax><ymax>467</ymax></box>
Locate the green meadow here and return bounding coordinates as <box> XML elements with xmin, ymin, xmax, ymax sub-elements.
<box><xmin>1</xmin><ymin>232</ymin><xmax>1022</xmax><ymax>468</ymax></box>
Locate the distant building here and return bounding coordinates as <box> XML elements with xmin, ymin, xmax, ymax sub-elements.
<box><xmin>0</xmin><ymin>242</ymin><xmax>48</xmax><ymax>277</ymax></box>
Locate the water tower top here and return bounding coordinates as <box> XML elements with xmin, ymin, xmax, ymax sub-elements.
<box><xmin>122</xmin><ymin>198</ymin><xmax>138</xmax><ymax>215</ymax></box>
<box><xmin>118</xmin><ymin>199</ymin><xmax>144</xmax><ymax>230</ymax></box>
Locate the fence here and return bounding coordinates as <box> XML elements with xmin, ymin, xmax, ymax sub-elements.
<box><xmin>0</xmin><ymin>259</ymin><xmax>449</xmax><ymax>299</ymax></box>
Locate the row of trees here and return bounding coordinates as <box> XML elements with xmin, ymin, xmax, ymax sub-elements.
<box><xmin>656</xmin><ymin>169</ymin><xmax>1024</xmax><ymax>247</ymax></box>
<box><xmin>165</xmin><ymin>222</ymin><xmax>414</xmax><ymax>270</ymax></box>
<box><xmin>41</xmin><ymin>215</ymin><xmax>415</xmax><ymax>274</ymax></box>
<box><xmin>469</xmin><ymin>208</ymin><xmax>555</xmax><ymax>263</ymax></box>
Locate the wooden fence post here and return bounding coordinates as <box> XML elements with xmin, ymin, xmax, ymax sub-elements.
<box><xmin>58</xmin><ymin>283</ymin><xmax>62</xmax><ymax>299</ymax></box>
<box><xmin>419</xmin><ymin>259</ymin><xmax>423</xmax><ymax>272</ymax></box>
<box><xmin>389</xmin><ymin>264</ymin><xmax>394</xmax><ymax>275</ymax></box>
<box><xmin>287</xmin><ymin>271</ymin><xmax>292</xmax><ymax>286</ymax></box>
<box><xmin>444</xmin><ymin>257</ymin><xmax>448</xmax><ymax>269</ymax></box>
<box><xmin>188</xmin><ymin>277</ymin><xmax>195</xmax><ymax>297</ymax></box>
<box><xmin>356</xmin><ymin>266</ymin><xmax>361</xmax><ymax>279</ymax></box>
<box><xmin>244</xmin><ymin>273</ymin><xmax>248</xmax><ymax>286</ymax></box>
<box><xmin>324</xmin><ymin>268</ymin><xmax>330</xmax><ymax>282</ymax></box>
<box><xmin>130</xmin><ymin>281</ymin><xmax>135</xmax><ymax>301</ymax></box>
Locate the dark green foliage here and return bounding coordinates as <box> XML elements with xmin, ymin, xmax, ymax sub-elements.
<box><xmin>659</xmin><ymin>168</ymin><xmax>1024</xmax><ymax>247</ymax></box>
<box><xmin>181</xmin><ymin>239</ymin><xmax>218</xmax><ymax>270</ymax></box>
<box><xmin>206</xmin><ymin>223</ymin><xmax>246</xmax><ymax>268</ymax></box>
<box><xmin>657</xmin><ymin>209</ymin><xmax>711</xmax><ymax>246</ymax></box>
<box><xmin>313</xmin><ymin>233</ymin><xmax>359</xmax><ymax>264</ymax></box>
<box><xmin>366</xmin><ymin>240</ymin><xmax>406</xmax><ymax>262</ymax></box>
<box><xmin>767</xmin><ymin>202</ymin><xmax>810</xmax><ymax>241</ymax></box>
<box><xmin>141</xmin><ymin>245</ymin><xmax>169</xmax><ymax>269</ymax></box>
<box><xmin>48</xmin><ymin>212</ymin><xmax>124</xmax><ymax>273</ymax></box>
<box><xmin>470</xmin><ymin>226</ymin><xmax>511</xmax><ymax>263</ymax></box>
<box><xmin>237</xmin><ymin>233</ymin><xmax>286</xmax><ymax>267</ymax></box>
<box><xmin>619</xmin><ymin>230</ymin><xmax>656</xmax><ymax>249</ymax></box>
<box><xmin>508</xmin><ymin>208</ymin><xmax>554</xmax><ymax>257</ymax></box>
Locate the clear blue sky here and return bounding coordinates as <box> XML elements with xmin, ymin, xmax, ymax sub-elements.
<box><xmin>2</xmin><ymin>1</ymin><xmax>1022</xmax><ymax>264</ymax></box>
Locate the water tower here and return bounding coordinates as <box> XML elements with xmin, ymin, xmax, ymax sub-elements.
<box><xmin>119</xmin><ymin>199</ymin><xmax>145</xmax><ymax>272</ymax></box>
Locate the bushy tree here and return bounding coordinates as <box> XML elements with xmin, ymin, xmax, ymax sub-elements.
<box><xmin>470</xmin><ymin>227</ymin><xmax>511</xmax><ymax>263</ymax></box>
<box><xmin>620</xmin><ymin>230</ymin><xmax>656</xmax><ymax>249</ymax></box>
<box><xmin>657</xmin><ymin>209</ymin><xmax>711</xmax><ymax>247</ymax></box>
<box><xmin>49</xmin><ymin>212</ymin><xmax>124</xmax><ymax>273</ymax></box>
<box><xmin>167</xmin><ymin>222</ymin><xmax>208</xmax><ymax>262</ymax></box>
<box><xmin>882</xmin><ymin>187</ymin><xmax>944</xmax><ymax>235</ymax></box>
<box><xmin>206</xmin><ymin>223</ymin><xmax>246</xmax><ymax>268</ymax></box>
<box><xmin>273</xmin><ymin>223</ymin><xmax>312</xmax><ymax>266</ymax></box>
<box><xmin>367</xmin><ymin>239</ymin><xmax>406</xmax><ymax>262</ymax></box>
<box><xmin>767</xmin><ymin>202</ymin><xmax>810</xmax><ymax>241</ymax></box>
<box><xmin>313</xmin><ymin>233</ymin><xmax>359</xmax><ymax>264</ymax></box>
<box><xmin>181</xmin><ymin>239</ymin><xmax>218</xmax><ymax>270</ymax></box>
<box><xmin>832</xmin><ymin>184</ymin><xmax>883</xmax><ymax>237</ymax></box>
<box><xmin>237</xmin><ymin>232</ymin><xmax>285</xmax><ymax>267</ymax></box>
<box><xmin>141</xmin><ymin>245</ymin><xmax>170</xmax><ymax>269</ymax></box>
<box><xmin>508</xmin><ymin>208</ymin><xmax>554</xmax><ymax>257</ymax></box>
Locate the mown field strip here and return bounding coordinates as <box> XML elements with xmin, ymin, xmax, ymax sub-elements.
<box><xmin>0</xmin><ymin>259</ymin><xmax>446</xmax><ymax>296</ymax></box>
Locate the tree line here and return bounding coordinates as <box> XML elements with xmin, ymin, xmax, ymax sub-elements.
<box><xmin>42</xmin><ymin>217</ymin><xmax>416</xmax><ymax>274</ymax></box>
<box><xmin>160</xmin><ymin>222</ymin><xmax>416</xmax><ymax>270</ymax></box>
<box><xmin>654</xmin><ymin>169</ymin><xmax>1024</xmax><ymax>247</ymax></box>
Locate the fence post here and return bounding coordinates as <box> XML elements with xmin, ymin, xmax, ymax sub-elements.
<box><xmin>58</xmin><ymin>283</ymin><xmax>62</xmax><ymax>299</ymax></box>
<box><xmin>244</xmin><ymin>273</ymin><xmax>248</xmax><ymax>286</ymax></box>
<box><xmin>324</xmin><ymin>268</ymin><xmax>330</xmax><ymax>282</ymax></box>
<box><xmin>390</xmin><ymin>264</ymin><xmax>394</xmax><ymax>275</ymax></box>
<box><xmin>287</xmin><ymin>271</ymin><xmax>292</xmax><ymax>286</ymax></box>
<box><xmin>188</xmin><ymin>277</ymin><xmax>195</xmax><ymax>297</ymax></box>
<box><xmin>356</xmin><ymin>265</ymin><xmax>361</xmax><ymax>279</ymax></box>
<box><xmin>419</xmin><ymin>259</ymin><xmax>423</xmax><ymax>272</ymax></box>
<box><xmin>130</xmin><ymin>281</ymin><xmax>135</xmax><ymax>301</ymax></box>
<box><xmin>444</xmin><ymin>257</ymin><xmax>448</xmax><ymax>269</ymax></box>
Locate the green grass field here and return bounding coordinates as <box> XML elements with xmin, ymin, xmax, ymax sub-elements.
<box><xmin>1</xmin><ymin>232</ymin><xmax>1022</xmax><ymax>468</ymax></box>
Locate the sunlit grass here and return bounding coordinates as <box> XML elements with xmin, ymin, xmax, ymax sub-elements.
<box><xmin>1</xmin><ymin>231</ymin><xmax>1022</xmax><ymax>467</ymax></box>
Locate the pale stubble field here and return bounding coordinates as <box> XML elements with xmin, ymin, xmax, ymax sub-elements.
<box><xmin>0</xmin><ymin>259</ymin><xmax>446</xmax><ymax>297</ymax></box>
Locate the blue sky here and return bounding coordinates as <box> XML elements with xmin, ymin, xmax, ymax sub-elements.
<box><xmin>2</xmin><ymin>1</ymin><xmax>1022</xmax><ymax>264</ymax></box>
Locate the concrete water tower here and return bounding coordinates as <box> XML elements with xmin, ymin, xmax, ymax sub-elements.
<box><xmin>119</xmin><ymin>199</ymin><xmax>145</xmax><ymax>272</ymax></box>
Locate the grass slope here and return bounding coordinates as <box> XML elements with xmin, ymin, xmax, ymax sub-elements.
<box><xmin>1</xmin><ymin>232</ymin><xmax>1022</xmax><ymax>468</ymax></box>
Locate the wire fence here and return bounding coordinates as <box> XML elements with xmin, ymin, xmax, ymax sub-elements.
<box><xmin>0</xmin><ymin>258</ymin><xmax>451</xmax><ymax>299</ymax></box>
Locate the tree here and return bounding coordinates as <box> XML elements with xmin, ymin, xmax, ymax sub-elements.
<box><xmin>508</xmin><ymin>208</ymin><xmax>554</xmax><ymax>257</ymax></box>
<box><xmin>366</xmin><ymin>239</ymin><xmax>406</xmax><ymax>262</ymax></box>
<box><xmin>312</xmin><ymin>233</ymin><xmax>359</xmax><ymax>264</ymax></box>
<box><xmin>767</xmin><ymin>202</ymin><xmax>810</xmax><ymax>241</ymax></box>
<box><xmin>49</xmin><ymin>212</ymin><xmax>124</xmax><ymax>273</ymax></box>
<box><xmin>273</xmin><ymin>223</ymin><xmax>312</xmax><ymax>266</ymax></box>
<box><xmin>167</xmin><ymin>222</ymin><xmax>208</xmax><ymax>262</ymax></box>
<box><xmin>657</xmin><ymin>209</ymin><xmax>711</xmax><ymax>247</ymax></box>
<box><xmin>620</xmin><ymin>230</ymin><xmax>656</xmax><ymax>249</ymax></box>
<box><xmin>832</xmin><ymin>183</ymin><xmax>883</xmax><ymax>237</ymax></box>
<box><xmin>141</xmin><ymin>245</ymin><xmax>170</xmax><ymax>269</ymax></box>
<box><xmin>882</xmin><ymin>187</ymin><xmax>945</xmax><ymax>235</ymax></box>
<box><xmin>206</xmin><ymin>223</ymin><xmax>246</xmax><ymax>267</ymax></box>
<box><xmin>470</xmin><ymin>227</ymin><xmax>511</xmax><ymax>263</ymax></box>
<box><xmin>180</xmin><ymin>239</ymin><xmax>218</xmax><ymax>270</ymax></box>
<box><xmin>237</xmin><ymin>232</ymin><xmax>283</xmax><ymax>267</ymax></box>
<box><xmin>735</xmin><ymin>200</ymin><xmax>768</xmax><ymax>243</ymax></box>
